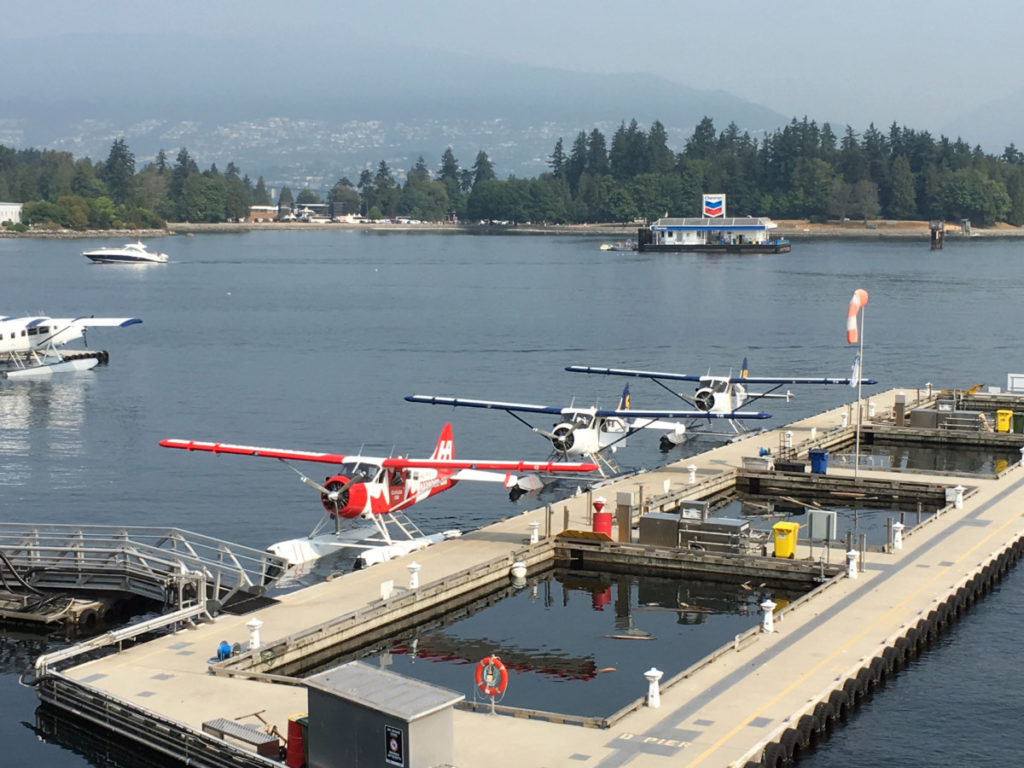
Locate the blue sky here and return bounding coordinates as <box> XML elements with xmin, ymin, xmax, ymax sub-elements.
<box><xmin>6</xmin><ymin>0</ymin><xmax>1023</xmax><ymax>134</ymax></box>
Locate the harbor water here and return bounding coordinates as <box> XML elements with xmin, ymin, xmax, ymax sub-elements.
<box><xmin>1</xmin><ymin>230</ymin><xmax>1023</xmax><ymax>765</ymax></box>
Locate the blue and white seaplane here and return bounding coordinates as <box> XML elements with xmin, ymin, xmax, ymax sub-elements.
<box><xmin>0</xmin><ymin>315</ymin><xmax>142</xmax><ymax>380</ymax></box>
<box><xmin>406</xmin><ymin>385</ymin><xmax>771</xmax><ymax>492</ymax></box>
<box><xmin>565</xmin><ymin>358</ymin><xmax>877</xmax><ymax>447</ymax></box>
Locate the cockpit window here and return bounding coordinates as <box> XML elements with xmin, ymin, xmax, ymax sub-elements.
<box><xmin>571</xmin><ymin>413</ymin><xmax>594</xmax><ymax>428</ymax></box>
<box><xmin>337</xmin><ymin>462</ymin><xmax>381</xmax><ymax>483</ymax></box>
<box><xmin>701</xmin><ymin>379</ymin><xmax>728</xmax><ymax>393</ymax></box>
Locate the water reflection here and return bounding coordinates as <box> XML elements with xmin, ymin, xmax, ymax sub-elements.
<box><xmin>328</xmin><ymin>569</ymin><xmax>804</xmax><ymax>717</ymax></box>
<box><xmin>0</xmin><ymin>380</ymin><xmax>86</xmax><ymax>485</ymax></box>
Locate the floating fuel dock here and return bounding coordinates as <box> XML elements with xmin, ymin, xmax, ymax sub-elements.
<box><xmin>26</xmin><ymin>385</ymin><xmax>1024</xmax><ymax>767</ymax></box>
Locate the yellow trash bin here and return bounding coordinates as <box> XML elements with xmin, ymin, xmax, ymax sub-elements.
<box><xmin>997</xmin><ymin>409</ymin><xmax>1013</xmax><ymax>433</ymax></box>
<box><xmin>772</xmin><ymin>521</ymin><xmax>800</xmax><ymax>559</ymax></box>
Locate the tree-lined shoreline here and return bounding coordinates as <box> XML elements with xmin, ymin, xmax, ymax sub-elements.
<box><xmin>3</xmin><ymin>115</ymin><xmax>1024</xmax><ymax>232</ymax></box>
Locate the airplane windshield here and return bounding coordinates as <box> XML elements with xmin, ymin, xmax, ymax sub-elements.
<box><xmin>337</xmin><ymin>462</ymin><xmax>381</xmax><ymax>483</ymax></box>
<box><xmin>571</xmin><ymin>413</ymin><xmax>594</xmax><ymax>428</ymax></box>
<box><xmin>701</xmin><ymin>379</ymin><xmax>728</xmax><ymax>393</ymax></box>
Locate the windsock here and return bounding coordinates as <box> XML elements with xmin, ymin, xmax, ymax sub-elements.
<box><xmin>846</xmin><ymin>289</ymin><xmax>869</xmax><ymax>344</ymax></box>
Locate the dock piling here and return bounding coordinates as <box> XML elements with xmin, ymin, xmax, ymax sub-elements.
<box><xmin>846</xmin><ymin>550</ymin><xmax>859</xmax><ymax>579</ymax></box>
<box><xmin>407</xmin><ymin>562</ymin><xmax>421</xmax><ymax>590</ymax></box>
<box><xmin>760</xmin><ymin>599</ymin><xmax>777</xmax><ymax>633</ymax></box>
<box><xmin>246</xmin><ymin>617</ymin><xmax>263</xmax><ymax>651</ymax></box>
<box><xmin>644</xmin><ymin>668</ymin><xmax>664</xmax><ymax>708</ymax></box>
<box><xmin>893</xmin><ymin>522</ymin><xmax>905</xmax><ymax>550</ymax></box>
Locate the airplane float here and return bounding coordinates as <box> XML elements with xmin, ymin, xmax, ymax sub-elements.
<box><xmin>0</xmin><ymin>315</ymin><xmax>142</xmax><ymax>380</ymax></box>
<box><xmin>160</xmin><ymin>423</ymin><xmax>597</xmax><ymax>568</ymax></box>
<box><xmin>565</xmin><ymin>358</ymin><xmax>877</xmax><ymax>447</ymax></box>
<box><xmin>405</xmin><ymin>385</ymin><xmax>770</xmax><ymax>490</ymax></box>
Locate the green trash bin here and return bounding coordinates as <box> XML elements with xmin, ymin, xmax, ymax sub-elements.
<box><xmin>1013</xmin><ymin>413</ymin><xmax>1024</xmax><ymax>434</ymax></box>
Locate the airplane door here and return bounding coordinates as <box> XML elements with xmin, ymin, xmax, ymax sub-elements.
<box><xmin>389</xmin><ymin>468</ymin><xmax>406</xmax><ymax>504</ymax></box>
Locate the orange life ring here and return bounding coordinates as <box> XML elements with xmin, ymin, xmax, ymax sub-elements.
<box><xmin>475</xmin><ymin>655</ymin><xmax>509</xmax><ymax>696</ymax></box>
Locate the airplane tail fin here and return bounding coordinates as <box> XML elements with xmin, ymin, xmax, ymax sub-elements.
<box><xmin>432</xmin><ymin>422</ymin><xmax>454</xmax><ymax>460</ymax></box>
<box><xmin>740</xmin><ymin>357</ymin><xmax>749</xmax><ymax>379</ymax></box>
<box><xmin>618</xmin><ymin>384</ymin><xmax>631</xmax><ymax>411</ymax></box>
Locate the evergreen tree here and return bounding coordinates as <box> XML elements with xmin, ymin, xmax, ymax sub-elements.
<box><xmin>648</xmin><ymin>120</ymin><xmax>674</xmax><ymax>175</ymax></box>
<box><xmin>357</xmin><ymin>169</ymin><xmax>374</xmax><ymax>215</ymax></box>
<box><xmin>548</xmin><ymin>138</ymin><xmax>566</xmax><ymax>178</ymax></box>
<box><xmin>439</xmin><ymin>148</ymin><xmax>460</xmax><ymax>183</ymax></box>
<box><xmin>566</xmin><ymin>132</ymin><xmax>588</xmax><ymax>193</ymax></box>
<box><xmin>684</xmin><ymin>117</ymin><xmax>717</xmax><ymax>160</ymax></box>
<box><xmin>102</xmin><ymin>138</ymin><xmax>135</xmax><ymax>206</ymax></box>
<box><xmin>587</xmin><ymin>129</ymin><xmax>609</xmax><ymax>176</ymax></box>
<box><xmin>889</xmin><ymin>155</ymin><xmax>917</xmax><ymax>219</ymax></box>
<box><xmin>253</xmin><ymin>176</ymin><xmax>271</xmax><ymax>205</ymax></box>
<box><xmin>471</xmin><ymin>151</ymin><xmax>495</xmax><ymax>187</ymax></box>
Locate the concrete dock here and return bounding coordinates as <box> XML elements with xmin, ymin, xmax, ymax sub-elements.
<box><xmin>35</xmin><ymin>387</ymin><xmax>1024</xmax><ymax>767</ymax></box>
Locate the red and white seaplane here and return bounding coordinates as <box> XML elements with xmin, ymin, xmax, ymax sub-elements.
<box><xmin>160</xmin><ymin>423</ymin><xmax>597</xmax><ymax>568</ymax></box>
<box><xmin>0</xmin><ymin>314</ymin><xmax>142</xmax><ymax>379</ymax></box>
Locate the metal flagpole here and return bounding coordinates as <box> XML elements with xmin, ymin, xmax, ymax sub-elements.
<box><xmin>846</xmin><ymin>289</ymin><xmax>868</xmax><ymax>481</ymax></box>
<box><xmin>854</xmin><ymin>303</ymin><xmax>865</xmax><ymax>480</ymax></box>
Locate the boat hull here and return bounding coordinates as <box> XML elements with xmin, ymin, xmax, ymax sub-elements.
<box><xmin>637</xmin><ymin>242</ymin><xmax>791</xmax><ymax>254</ymax></box>
<box><xmin>85</xmin><ymin>254</ymin><xmax>167</xmax><ymax>264</ymax></box>
<box><xmin>2</xmin><ymin>357</ymin><xmax>99</xmax><ymax>379</ymax></box>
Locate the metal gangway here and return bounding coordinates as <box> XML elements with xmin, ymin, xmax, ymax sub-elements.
<box><xmin>0</xmin><ymin>524</ymin><xmax>287</xmax><ymax>613</ymax></box>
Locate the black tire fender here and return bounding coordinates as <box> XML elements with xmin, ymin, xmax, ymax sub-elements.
<box><xmin>762</xmin><ymin>741</ymin><xmax>786</xmax><ymax>768</ymax></box>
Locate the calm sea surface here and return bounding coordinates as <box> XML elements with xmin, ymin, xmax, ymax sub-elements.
<box><xmin>1</xmin><ymin>230</ymin><xmax>1023</xmax><ymax>765</ymax></box>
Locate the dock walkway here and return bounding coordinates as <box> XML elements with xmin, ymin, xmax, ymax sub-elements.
<box><xmin>41</xmin><ymin>387</ymin><xmax>1024</xmax><ymax>767</ymax></box>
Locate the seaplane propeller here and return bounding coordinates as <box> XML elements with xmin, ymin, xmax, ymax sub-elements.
<box><xmin>279</xmin><ymin>457</ymin><xmax>366</xmax><ymax>531</ymax></box>
<box><xmin>317</xmin><ymin>473</ymin><xmax>365</xmax><ymax>512</ymax></box>
<box><xmin>694</xmin><ymin>388</ymin><xmax>715</xmax><ymax>412</ymax></box>
<box><xmin>533</xmin><ymin>423</ymin><xmax>576</xmax><ymax>456</ymax></box>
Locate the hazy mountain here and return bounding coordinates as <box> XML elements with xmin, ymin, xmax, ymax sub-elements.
<box><xmin>943</xmin><ymin>90</ymin><xmax>1024</xmax><ymax>155</ymax></box>
<box><xmin>0</xmin><ymin>33</ymin><xmax>789</xmax><ymax>190</ymax></box>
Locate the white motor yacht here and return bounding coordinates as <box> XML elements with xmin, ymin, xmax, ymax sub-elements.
<box><xmin>83</xmin><ymin>241</ymin><xmax>169</xmax><ymax>264</ymax></box>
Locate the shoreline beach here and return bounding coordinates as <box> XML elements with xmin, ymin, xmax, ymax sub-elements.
<box><xmin>3</xmin><ymin>218</ymin><xmax>1022</xmax><ymax>240</ymax></box>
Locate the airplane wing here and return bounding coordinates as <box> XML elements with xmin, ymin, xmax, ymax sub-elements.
<box><xmin>593</xmin><ymin>407</ymin><xmax>770</xmax><ymax>420</ymax></box>
<box><xmin>565</xmin><ymin>365</ymin><xmax>705</xmax><ymax>382</ymax></box>
<box><xmin>725</xmin><ymin>375</ymin><xmax>877</xmax><ymax>385</ymax></box>
<box><xmin>406</xmin><ymin>394</ymin><xmax>769</xmax><ymax>421</ymax></box>
<box><xmin>49</xmin><ymin>317</ymin><xmax>143</xmax><ymax>329</ymax></box>
<box><xmin>566</xmin><ymin>365</ymin><xmax>876</xmax><ymax>386</ymax></box>
<box><xmin>160</xmin><ymin>439</ymin><xmax>352</xmax><ymax>464</ymax></box>
<box><xmin>381</xmin><ymin>458</ymin><xmax>599</xmax><ymax>473</ymax></box>
<box><xmin>405</xmin><ymin>395</ymin><xmax>565</xmax><ymax>415</ymax></box>
<box><xmin>160</xmin><ymin>439</ymin><xmax>599</xmax><ymax>473</ymax></box>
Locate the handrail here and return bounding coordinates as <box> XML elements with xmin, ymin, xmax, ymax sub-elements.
<box><xmin>34</xmin><ymin>586</ymin><xmax>209</xmax><ymax>676</ymax></box>
<box><xmin>217</xmin><ymin>541</ymin><xmax>554</xmax><ymax>674</ymax></box>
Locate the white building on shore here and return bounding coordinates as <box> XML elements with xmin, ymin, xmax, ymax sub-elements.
<box><xmin>0</xmin><ymin>202</ymin><xmax>23</xmax><ymax>225</ymax></box>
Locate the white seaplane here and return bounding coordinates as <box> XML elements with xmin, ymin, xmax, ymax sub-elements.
<box><xmin>160</xmin><ymin>423</ymin><xmax>597</xmax><ymax>568</ymax></box>
<box><xmin>0</xmin><ymin>315</ymin><xmax>142</xmax><ymax>380</ymax></box>
<box><xmin>405</xmin><ymin>385</ymin><xmax>770</xmax><ymax>492</ymax></box>
<box><xmin>565</xmin><ymin>358</ymin><xmax>877</xmax><ymax>446</ymax></box>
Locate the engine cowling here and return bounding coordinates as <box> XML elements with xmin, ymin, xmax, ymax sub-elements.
<box><xmin>694</xmin><ymin>388</ymin><xmax>716</xmax><ymax>412</ymax></box>
<box><xmin>550</xmin><ymin>424</ymin><xmax>576</xmax><ymax>452</ymax></box>
<box><xmin>320</xmin><ymin>475</ymin><xmax>368</xmax><ymax>518</ymax></box>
